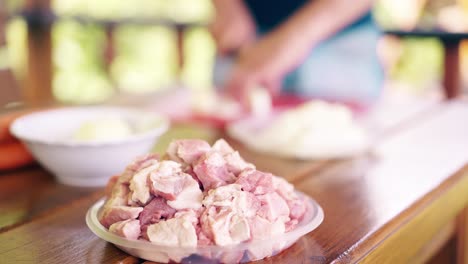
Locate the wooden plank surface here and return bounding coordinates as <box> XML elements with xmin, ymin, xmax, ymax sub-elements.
<box><xmin>0</xmin><ymin>122</ymin><xmax>329</xmax><ymax>232</ymax></box>
<box><xmin>457</xmin><ymin>207</ymin><xmax>468</xmax><ymax>264</ymax></box>
<box><xmin>292</xmin><ymin>101</ymin><xmax>468</xmax><ymax>263</ymax></box>
<box><xmin>0</xmin><ymin>166</ymin><xmax>99</xmax><ymax>231</ymax></box>
<box><xmin>1</xmin><ymin>101</ymin><xmax>468</xmax><ymax>263</ymax></box>
<box><xmin>0</xmin><ymin>192</ymin><xmax>132</xmax><ymax>263</ymax></box>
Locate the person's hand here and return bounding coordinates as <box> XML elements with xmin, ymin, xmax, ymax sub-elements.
<box><xmin>210</xmin><ymin>0</ymin><xmax>256</xmax><ymax>55</ymax></box>
<box><xmin>222</xmin><ymin>0</ymin><xmax>373</xmax><ymax>106</ymax></box>
<box><xmin>225</xmin><ymin>26</ymin><xmax>312</xmax><ymax>105</ymax></box>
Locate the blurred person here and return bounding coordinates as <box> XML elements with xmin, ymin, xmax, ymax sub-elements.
<box><xmin>211</xmin><ymin>0</ymin><xmax>383</xmax><ymax>105</ymax></box>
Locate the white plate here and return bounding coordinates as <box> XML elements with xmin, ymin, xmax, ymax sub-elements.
<box><xmin>227</xmin><ymin>112</ymin><xmax>371</xmax><ymax>160</ymax></box>
<box><xmin>86</xmin><ymin>192</ymin><xmax>324</xmax><ymax>263</ymax></box>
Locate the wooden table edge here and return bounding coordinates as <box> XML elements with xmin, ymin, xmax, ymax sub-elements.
<box><xmin>338</xmin><ymin>163</ymin><xmax>468</xmax><ymax>263</ymax></box>
<box><xmin>0</xmin><ymin>189</ymin><xmax>104</xmax><ymax>234</ymax></box>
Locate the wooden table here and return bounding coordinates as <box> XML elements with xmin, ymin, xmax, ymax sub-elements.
<box><xmin>1</xmin><ymin>100</ymin><xmax>468</xmax><ymax>263</ymax></box>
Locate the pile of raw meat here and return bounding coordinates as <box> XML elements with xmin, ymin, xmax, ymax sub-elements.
<box><xmin>99</xmin><ymin>139</ymin><xmax>307</xmax><ymax>250</ymax></box>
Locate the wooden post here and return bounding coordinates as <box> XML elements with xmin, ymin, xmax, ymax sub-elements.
<box><xmin>23</xmin><ymin>0</ymin><xmax>53</xmax><ymax>106</ymax></box>
<box><xmin>457</xmin><ymin>207</ymin><xmax>468</xmax><ymax>264</ymax></box>
<box><xmin>443</xmin><ymin>39</ymin><xmax>461</xmax><ymax>99</ymax></box>
<box><xmin>176</xmin><ymin>25</ymin><xmax>185</xmax><ymax>79</ymax></box>
<box><xmin>0</xmin><ymin>3</ymin><xmax>6</xmax><ymax>45</ymax></box>
<box><xmin>103</xmin><ymin>25</ymin><xmax>115</xmax><ymax>72</ymax></box>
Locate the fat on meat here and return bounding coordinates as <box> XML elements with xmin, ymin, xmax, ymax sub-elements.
<box><xmin>109</xmin><ymin>219</ymin><xmax>141</xmax><ymax>240</ymax></box>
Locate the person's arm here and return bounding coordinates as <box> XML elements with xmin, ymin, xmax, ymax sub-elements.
<box><xmin>226</xmin><ymin>0</ymin><xmax>373</xmax><ymax>103</ymax></box>
<box><xmin>210</xmin><ymin>0</ymin><xmax>256</xmax><ymax>55</ymax></box>
<box><xmin>278</xmin><ymin>0</ymin><xmax>373</xmax><ymax>56</ymax></box>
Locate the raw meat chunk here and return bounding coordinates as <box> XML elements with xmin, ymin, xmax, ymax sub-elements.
<box><xmin>99</xmin><ymin>206</ymin><xmax>143</xmax><ymax>228</ymax></box>
<box><xmin>167</xmin><ymin>139</ymin><xmax>211</xmax><ymax>164</ymax></box>
<box><xmin>139</xmin><ymin>197</ymin><xmax>176</xmax><ymax>226</ymax></box>
<box><xmin>128</xmin><ymin>163</ymin><xmax>160</xmax><ymax>205</ymax></box>
<box><xmin>235</xmin><ymin>169</ymin><xmax>274</xmax><ymax>195</ymax></box>
<box><xmin>109</xmin><ymin>219</ymin><xmax>141</xmax><ymax>240</ymax></box>
<box><xmin>193</xmin><ymin>152</ymin><xmax>236</xmax><ymax>190</ymax></box>
<box><xmin>147</xmin><ymin>216</ymin><xmax>198</xmax><ymax>247</ymax></box>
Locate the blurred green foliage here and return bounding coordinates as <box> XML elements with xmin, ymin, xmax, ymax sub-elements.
<box><xmin>0</xmin><ymin>47</ymin><xmax>9</xmax><ymax>70</ymax></box>
<box><xmin>373</xmin><ymin>1</ymin><xmax>444</xmax><ymax>89</ymax></box>
<box><xmin>372</xmin><ymin>1</ymin><xmax>395</xmax><ymax>30</ymax></box>
<box><xmin>49</xmin><ymin>0</ymin><xmax>215</xmax><ymax>103</ymax></box>
<box><xmin>4</xmin><ymin>0</ymin><xmax>448</xmax><ymax>104</ymax></box>
<box><xmin>5</xmin><ymin>18</ymin><xmax>27</xmax><ymax>79</ymax></box>
<box><xmin>52</xmin><ymin>0</ymin><xmax>213</xmax><ymax>23</ymax></box>
<box><xmin>52</xmin><ymin>21</ymin><xmax>114</xmax><ymax>103</ymax></box>
<box><xmin>4</xmin><ymin>0</ymin><xmax>25</xmax><ymax>12</ymax></box>
<box><xmin>111</xmin><ymin>25</ymin><xmax>178</xmax><ymax>94</ymax></box>
<box><xmin>390</xmin><ymin>38</ymin><xmax>443</xmax><ymax>89</ymax></box>
<box><xmin>181</xmin><ymin>27</ymin><xmax>216</xmax><ymax>91</ymax></box>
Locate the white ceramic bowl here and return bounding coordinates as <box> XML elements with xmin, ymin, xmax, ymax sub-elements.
<box><xmin>10</xmin><ymin>106</ymin><xmax>169</xmax><ymax>187</ymax></box>
<box><xmin>86</xmin><ymin>192</ymin><xmax>324</xmax><ymax>263</ymax></box>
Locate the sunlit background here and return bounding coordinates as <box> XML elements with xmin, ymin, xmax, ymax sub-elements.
<box><xmin>2</xmin><ymin>0</ymin><xmax>215</xmax><ymax>104</ymax></box>
<box><xmin>1</xmin><ymin>0</ymin><xmax>468</xmax><ymax>105</ymax></box>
